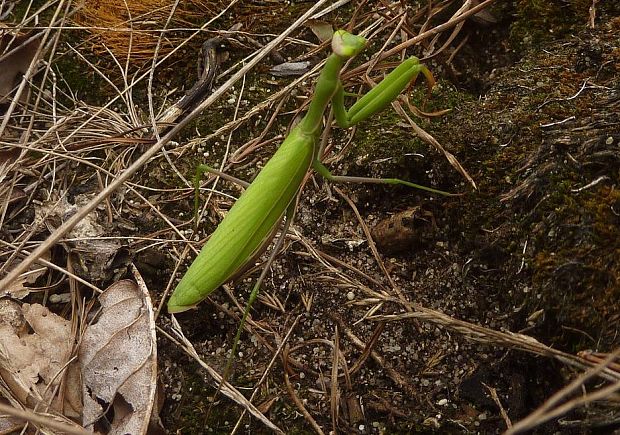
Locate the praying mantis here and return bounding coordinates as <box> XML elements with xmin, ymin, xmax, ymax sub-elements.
<box><xmin>168</xmin><ymin>30</ymin><xmax>448</xmax><ymax>316</ymax></box>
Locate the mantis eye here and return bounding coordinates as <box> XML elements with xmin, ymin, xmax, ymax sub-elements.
<box><xmin>332</xmin><ymin>30</ymin><xmax>366</xmax><ymax>58</ymax></box>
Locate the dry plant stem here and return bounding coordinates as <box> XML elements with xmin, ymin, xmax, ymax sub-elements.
<box><xmin>331</xmin><ymin>314</ymin><xmax>418</xmax><ymax>396</ymax></box>
<box><xmin>0</xmin><ymin>401</ymin><xmax>89</xmax><ymax>435</ymax></box>
<box><xmin>0</xmin><ymin>0</ymin><xmax>67</xmax><ymax>137</ymax></box>
<box><xmin>37</xmin><ymin>0</ymin><xmax>241</xmax><ymax>157</ymax></box>
<box><xmin>310</xmin><ymin>0</ymin><xmax>352</xmax><ymax>19</ymax></box>
<box><xmin>293</xmin><ymin>242</ymin><xmax>387</xmax><ymax>290</ymax></box>
<box><xmin>187</xmin><ymin>60</ymin><xmax>325</xmax><ymax>160</ymax></box>
<box><xmin>196</xmin><ymin>74</ymin><xmax>247</xmax><ymax>232</ymax></box>
<box><xmin>0</xmin><ymin>240</ymin><xmax>102</xmax><ymax>293</ymax></box>
<box><xmin>372</xmin><ymin>304</ymin><xmax>620</xmax><ymax>382</ymax></box>
<box><xmin>333</xmin><ymin>187</ymin><xmax>413</xmax><ymax>309</ymax></box>
<box><xmin>154</xmin><ymin>245</ymin><xmax>190</xmax><ymax>318</ymax></box>
<box><xmin>395</xmin><ymin>99</ymin><xmax>476</xmax><ymax>188</ymax></box>
<box><xmin>162</xmin><ymin>319</ymin><xmax>284</xmax><ymax>434</ymax></box>
<box><xmin>343</xmin><ymin>0</ymin><xmax>497</xmax><ymax>79</ymax></box>
<box><xmin>365</xmin><ymin>8</ymin><xmax>406</xmax><ymax>73</ymax></box>
<box><xmin>147</xmin><ymin>0</ymin><xmax>190</xmax><ymax>188</ymax></box>
<box><xmin>423</xmin><ymin>0</ymin><xmax>471</xmax><ymax>60</ymax></box>
<box><xmin>0</xmin><ymin>173</ymin><xmax>17</xmax><ymax>234</ymax></box>
<box><xmin>0</xmin><ymin>0</ymin><xmax>332</xmax><ymax>290</ymax></box>
<box><xmin>230</xmin><ymin>314</ymin><xmax>302</xmax><ymax>435</ymax></box>
<box><xmin>2</xmin><ymin>142</ymin><xmax>193</xmax><ymax>250</ymax></box>
<box><xmin>483</xmin><ymin>382</ymin><xmax>512</xmax><ymax>429</ymax></box>
<box><xmin>330</xmin><ymin>327</ymin><xmax>341</xmax><ymax>434</ymax></box>
<box><xmin>229</xmin><ymin>96</ymin><xmax>289</xmax><ymax>163</ymax></box>
<box><xmin>345</xmin><ymin>321</ymin><xmax>384</xmax><ymax>376</ymax></box>
<box><xmin>507</xmin><ymin>349</ymin><xmax>620</xmax><ymax>434</ymax></box>
<box><xmin>283</xmin><ymin>348</ymin><xmax>326</xmax><ymax>435</ymax></box>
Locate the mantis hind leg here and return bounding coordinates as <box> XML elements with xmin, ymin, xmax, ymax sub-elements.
<box><xmin>217</xmin><ymin>201</ymin><xmax>297</xmax><ymax>388</ymax></box>
<box><xmin>312</xmin><ymin>159</ymin><xmax>455</xmax><ymax>196</ymax></box>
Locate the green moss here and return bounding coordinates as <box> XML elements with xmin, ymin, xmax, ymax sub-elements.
<box><xmin>510</xmin><ymin>0</ymin><xmax>591</xmax><ymax>52</ymax></box>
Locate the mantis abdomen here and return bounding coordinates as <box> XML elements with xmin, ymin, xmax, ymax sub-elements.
<box><xmin>168</xmin><ymin>127</ymin><xmax>315</xmax><ymax>313</ymax></box>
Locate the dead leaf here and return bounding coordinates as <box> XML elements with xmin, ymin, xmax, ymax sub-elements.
<box><xmin>270</xmin><ymin>60</ymin><xmax>312</xmax><ymax>77</ymax></box>
<box><xmin>79</xmin><ymin>278</ymin><xmax>157</xmax><ymax>435</ymax></box>
<box><xmin>471</xmin><ymin>0</ymin><xmax>498</xmax><ymax>25</ymax></box>
<box><xmin>35</xmin><ymin>195</ymin><xmax>130</xmax><ymax>282</ymax></box>
<box><xmin>306</xmin><ymin>19</ymin><xmax>333</xmax><ymax>42</ymax></box>
<box><xmin>0</xmin><ymin>300</ymin><xmax>79</xmax><ymax>416</ymax></box>
<box><xmin>0</xmin><ymin>251</ymin><xmax>50</xmax><ymax>299</ymax></box>
<box><xmin>0</xmin><ymin>28</ymin><xmax>41</xmax><ymax>106</ymax></box>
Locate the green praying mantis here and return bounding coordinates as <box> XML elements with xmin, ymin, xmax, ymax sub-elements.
<box><xmin>168</xmin><ymin>30</ymin><xmax>448</xmax><ymax>317</ymax></box>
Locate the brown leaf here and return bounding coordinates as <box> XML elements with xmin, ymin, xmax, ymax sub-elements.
<box><xmin>79</xmin><ymin>278</ymin><xmax>157</xmax><ymax>435</ymax></box>
<box><xmin>35</xmin><ymin>195</ymin><xmax>130</xmax><ymax>282</ymax></box>
<box><xmin>0</xmin><ymin>251</ymin><xmax>50</xmax><ymax>299</ymax></box>
<box><xmin>0</xmin><ymin>300</ymin><xmax>77</xmax><ymax>413</ymax></box>
<box><xmin>0</xmin><ymin>29</ymin><xmax>41</xmax><ymax>105</ymax></box>
<box><xmin>306</xmin><ymin>19</ymin><xmax>333</xmax><ymax>42</ymax></box>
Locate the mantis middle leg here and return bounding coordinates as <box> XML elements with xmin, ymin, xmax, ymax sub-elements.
<box><xmin>315</xmin><ymin>58</ymin><xmax>453</xmax><ymax>196</ymax></box>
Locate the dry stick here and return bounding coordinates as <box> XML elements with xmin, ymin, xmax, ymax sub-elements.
<box><xmin>0</xmin><ymin>240</ymin><xmax>102</xmax><ymax>293</ymax></box>
<box><xmin>283</xmin><ymin>348</ymin><xmax>326</xmax><ymax>435</ymax></box>
<box><xmin>343</xmin><ymin>0</ymin><xmax>497</xmax><ymax>80</ymax></box>
<box><xmin>0</xmin><ymin>401</ymin><xmax>89</xmax><ymax>435</ymax></box>
<box><xmin>422</xmin><ymin>0</ymin><xmax>470</xmax><ymax>60</ymax></box>
<box><xmin>161</xmin><ymin>320</ymin><xmax>284</xmax><ymax>434</ymax></box>
<box><xmin>333</xmin><ymin>187</ymin><xmax>411</xmax><ymax>309</ymax></box>
<box><xmin>331</xmin><ymin>314</ymin><xmax>417</xmax><ymax>396</ymax></box>
<box><xmin>371</xmin><ymin>306</ymin><xmax>620</xmax><ymax>382</ymax></box>
<box><xmin>0</xmin><ymin>0</ymin><xmax>331</xmax><ymax>291</ymax></box>
<box><xmin>183</xmin><ymin>2</ymin><xmax>493</xmax><ymax>158</ymax></box>
<box><xmin>330</xmin><ymin>326</ymin><xmax>341</xmax><ymax>434</ymax></box>
<box><xmin>3</xmin><ymin>142</ymin><xmax>193</xmax><ymax>250</ymax></box>
<box><xmin>483</xmin><ymin>382</ymin><xmax>512</xmax><ymax>430</ymax></box>
<box><xmin>32</xmin><ymin>0</ymin><xmax>240</xmax><ymax>162</ymax></box>
<box><xmin>506</xmin><ymin>349</ymin><xmax>620</xmax><ymax>434</ymax></box>
<box><xmin>0</xmin><ymin>0</ymin><xmax>67</xmax><ymax>137</ymax></box>
<box><xmin>395</xmin><ymin>99</ymin><xmax>476</xmax><ymax>188</ymax></box>
<box><xmin>230</xmin><ymin>314</ymin><xmax>302</xmax><ymax>435</ymax></box>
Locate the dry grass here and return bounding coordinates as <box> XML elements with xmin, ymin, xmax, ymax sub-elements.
<box><xmin>74</xmin><ymin>0</ymin><xmax>226</xmax><ymax>64</ymax></box>
<box><xmin>1</xmin><ymin>0</ymin><xmax>619</xmax><ymax>433</ymax></box>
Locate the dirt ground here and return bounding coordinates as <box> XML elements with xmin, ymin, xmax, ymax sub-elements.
<box><xmin>1</xmin><ymin>1</ymin><xmax>619</xmax><ymax>434</ymax></box>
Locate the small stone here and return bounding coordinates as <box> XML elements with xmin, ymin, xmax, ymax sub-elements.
<box><xmin>346</xmin><ymin>291</ymin><xmax>355</xmax><ymax>301</ymax></box>
<box><xmin>437</xmin><ymin>398</ymin><xmax>448</xmax><ymax>406</ymax></box>
<box><xmin>606</xmin><ymin>136</ymin><xmax>614</xmax><ymax>145</ymax></box>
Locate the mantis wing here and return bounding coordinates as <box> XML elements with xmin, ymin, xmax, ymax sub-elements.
<box><xmin>168</xmin><ymin>128</ymin><xmax>315</xmax><ymax>313</ymax></box>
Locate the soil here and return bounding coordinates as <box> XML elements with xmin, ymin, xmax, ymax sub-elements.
<box><xmin>2</xmin><ymin>1</ymin><xmax>620</xmax><ymax>434</ymax></box>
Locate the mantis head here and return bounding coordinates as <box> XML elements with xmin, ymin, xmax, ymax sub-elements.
<box><xmin>332</xmin><ymin>30</ymin><xmax>366</xmax><ymax>58</ymax></box>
